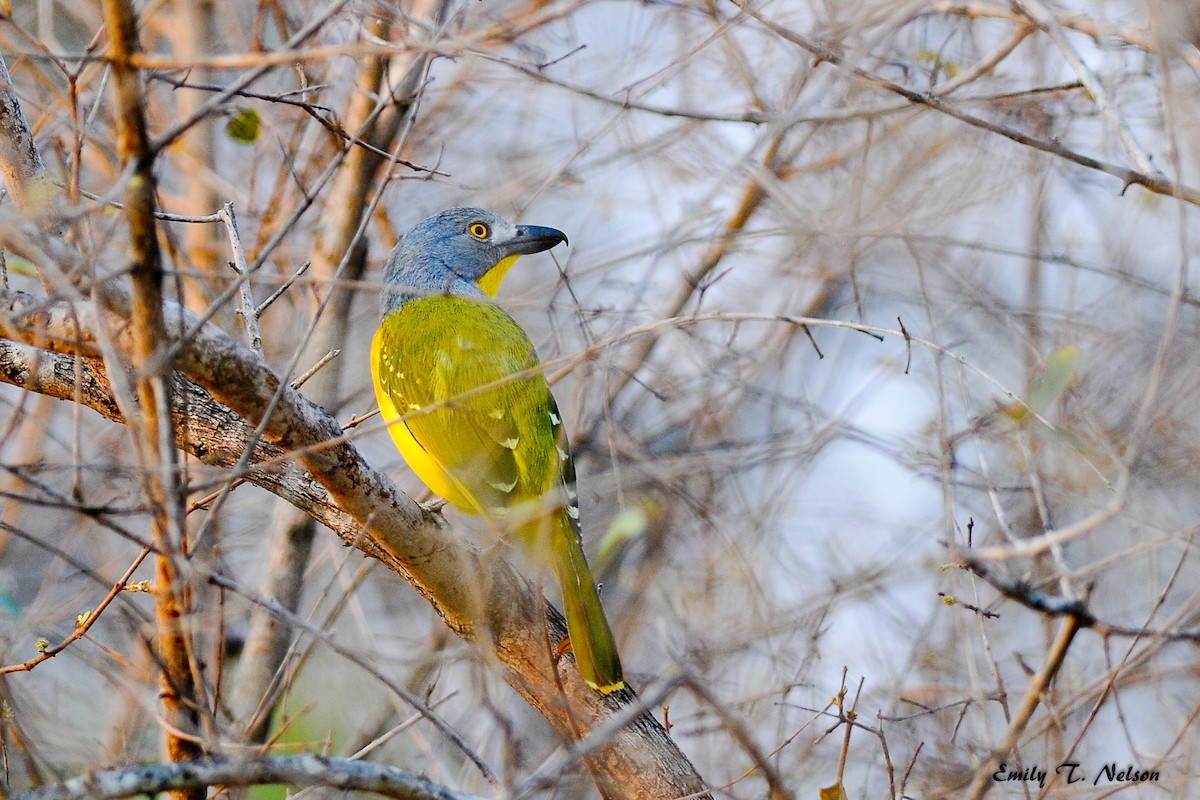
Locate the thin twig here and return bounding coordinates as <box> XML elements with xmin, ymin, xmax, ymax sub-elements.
<box><xmin>1014</xmin><ymin>0</ymin><xmax>1158</xmax><ymax>176</ymax></box>
<box><xmin>291</xmin><ymin>349</ymin><xmax>339</xmax><ymax>389</ymax></box>
<box><xmin>255</xmin><ymin>260</ymin><xmax>311</xmax><ymax>316</ymax></box>
<box><xmin>148</xmin><ymin>0</ymin><xmax>356</xmax><ymax>153</ymax></box>
<box><xmin>218</xmin><ymin>203</ymin><xmax>262</xmax><ymax>353</ymax></box>
<box><xmin>963</xmin><ymin>614</ymin><xmax>1083</xmax><ymax>799</ymax></box>
<box><xmin>740</xmin><ymin>3</ymin><xmax>1200</xmax><ymax>205</ymax></box>
<box><xmin>0</xmin><ymin>547</ymin><xmax>151</xmax><ymax>675</ymax></box>
<box><xmin>932</xmin><ymin>19</ymin><xmax>1035</xmax><ymax>96</ymax></box>
<box><xmin>210</xmin><ymin>574</ymin><xmax>501</xmax><ymax>791</ymax></box>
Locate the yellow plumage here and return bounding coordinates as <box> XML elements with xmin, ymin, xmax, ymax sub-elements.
<box><xmin>371</xmin><ymin>208</ymin><xmax>624</xmax><ymax>693</ymax></box>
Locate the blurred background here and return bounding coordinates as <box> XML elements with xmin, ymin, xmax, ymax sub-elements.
<box><xmin>1</xmin><ymin>0</ymin><xmax>1199</xmax><ymax>797</ymax></box>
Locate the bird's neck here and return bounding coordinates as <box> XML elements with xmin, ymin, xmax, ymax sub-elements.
<box><xmin>380</xmin><ymin>251</ymin><xmax>489</xmax><ymax>318</ymax></box>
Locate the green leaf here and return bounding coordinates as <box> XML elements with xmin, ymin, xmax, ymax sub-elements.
<box><xmin>4</xmin><ymin>255</ymin><xmax>38</xmax><ymax>277</ymax></box>
<box><xmin>1002</xmin><ymin>345</ymin><xmax>1081</xmax><ymax>422</ymax></box>
<box><xmin>1028</xmin><ymin>345</ymin><xmax>1081</xmax><ymax>414</ymax></box>
<box><xmin>226</xmin><ymin>108</ymin><xmax>261</xmax><ymax>144</ymax></box>
<box><xmin>593</xmin><ymin>507</ymin><xmax>649</xmax><ymax>573</ymax></box>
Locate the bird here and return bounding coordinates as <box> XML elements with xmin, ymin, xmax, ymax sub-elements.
<box><xmin>370</xmin><ymin>207</ymin><xmax>624</xmax><ymax>693</ymax></box>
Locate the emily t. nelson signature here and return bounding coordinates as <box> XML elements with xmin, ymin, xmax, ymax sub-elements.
<box><xmin>993</xmin><ymin>762</ymin><xmax>1160</xmax><ymax>788</ymax></box>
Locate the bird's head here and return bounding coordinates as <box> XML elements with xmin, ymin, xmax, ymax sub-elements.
<box><xmin>381</xmin><ymin>207</ymin><xmax>568</xmax><ymax>315</ymax></box>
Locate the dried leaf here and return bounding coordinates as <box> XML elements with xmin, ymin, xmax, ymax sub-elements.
<box><xmin>819</xmin><ymin>781</ymin><xmax>849</xmax><ymax>800</ymax></box>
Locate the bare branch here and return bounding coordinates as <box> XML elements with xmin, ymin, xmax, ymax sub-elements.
<box><xmin>0</xmin><ymin>283</ymin><xmax>711</xmax><ymax>799</ymax></box>
<box><xmin>963</xmin><ymin>615</ymin><xmax>1083</xmax><ymax>799</ymax></box>
<box><xmin>13</xmin><ymin>753</ymin><xmax>484</xmax><ymax>800</ymax></box>
<box><xmin>740</xmin><ymin>3</ymin><xmax>1200</xmax><ymax>205</ymax></box>
<box><xmin>0</xmin><ymin>547</ymin><xmax>151</xmax><ymax>675</ymax></box>
<box><xmin>102</xmin><ymin>0</ymin><xmax>205</xmax><ymax>786</ymax></box>
<box><xmin>1014</xmin><ymin>0</ymin><xmax>1159</xmax><ymax>176</ymax></box>
<box><xmin>0</xmin><ymin>55</ymin><xmax>51</xmax><ymax>214</ymax></box>
<box><xmin>218</xmin><ymin>203</ymin><xmax>261</xmax><ymax>352</ymax></box>
<box><xmin>254</xmin><ymin>260</ymin><xmax>311</xmax><ymax>316</ymax></box>
<box><xmin>0</xmin><ymin>338</ymin><xmax>352</xmax><ymax>540</ymax></box>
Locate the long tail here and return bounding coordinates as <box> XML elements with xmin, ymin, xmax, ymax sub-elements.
<box><xmin>545</xmin><ymin>510</ymin><xmax>624</xmax><ymax>693</ymax></box>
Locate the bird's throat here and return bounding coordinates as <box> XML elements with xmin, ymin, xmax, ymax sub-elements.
<box><xmin>477</xmin><ymin>255</ymin><xmax>520</xmax><ymax>298</ymax></box>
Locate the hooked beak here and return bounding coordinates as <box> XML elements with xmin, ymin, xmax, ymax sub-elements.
<box><xmin>504</xmin><ymin>224</ymin><xmax>569</xmax><ymax>256</ymax></box>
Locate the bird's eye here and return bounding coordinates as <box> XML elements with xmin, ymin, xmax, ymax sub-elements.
<box><xmin>468</xmin><ymin>222</ymin><xmax>490</xmax><ymax>239</ymax></box>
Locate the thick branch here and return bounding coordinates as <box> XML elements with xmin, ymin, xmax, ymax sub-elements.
<box><xmin>0</xmin><ymin>55</ymin><xmax>50</xmax><ymax>213</ymax></box>
<box><xmin>0</xmin><ymin>339</ymin><xmax>365</xmax><ymax>548</ymax></box>
<box><xmin>13</xmin><ymin>753</ymin><xmax>483</xmax><ymax>800</ymax></box>
<box><xmin>0</xmin><ymin>285</ymin><xmax>711</xmax><ymax>800</ymax></box>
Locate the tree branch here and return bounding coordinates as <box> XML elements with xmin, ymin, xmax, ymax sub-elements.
<box><xmin>0</xmin><ymin>283</ymin><xmax>711</xmax><ymax>799</ymax></box>
<box><xmin>0</xmin><ymin>56</ymin><xmax>50</xmax><ymax>214</ymax></box>
<box><xmin>740</xmin><ymin>3</ymin><xmax>1200</xmax><ymax>205</ymax></box>
<box><xmin>13</xmin><ymin>753</ymin><xmax>484</xmax><ymax>800</ymax></box>
<box><xmin>102</xmin><ymin>0</ymin><xmax>205</xmax><ymax>787</ymax></box>
<box><xmin>230</xmin><ymin>2</ymin><xmax>443</xmax><ymax>740</ymax></box>
<box><xmin>1014</xmin><ymin>0</ymin><xmax>1158</xmax><ymax>176</ymax></box>
<box><xmin>0</xmin><ymin>338</ymin><xmax>359</xmax><ymax>547</ymax></box>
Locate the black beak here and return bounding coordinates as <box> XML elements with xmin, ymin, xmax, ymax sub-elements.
<box><xmin>507</xmin><ymin>224</ymin><xmax>569</xmax><ymax>256</ymax></box>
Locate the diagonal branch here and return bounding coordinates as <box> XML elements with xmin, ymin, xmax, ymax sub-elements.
<box><xmin>963</xmin><ymin>614</ymin><xmax>1083</xmax><ymax>799</ymax></box>
<box><xmin>739</xmin><ymin>2</ymin><xmax>1200</xmax><ymax>205</ymax></box>
<box><xmin>0</xmin><ymin>338</ymin><xmax>359</xmax><ymax>547</ymax></box>
<box><xmin>0</xmin><ymin>283</ymin><xmax>711</xmax><ymax>800</ymax></box>
<box><xmin>1014</xmin><ymin>0</ymin><xmax>1158</xmax><ymax>176</ymax></box>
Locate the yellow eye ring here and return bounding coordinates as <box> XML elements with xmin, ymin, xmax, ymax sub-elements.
<box><xmin>468</xmin><ymin>222</ymin><xmax>490</xmax><ymax>239</ymax></box>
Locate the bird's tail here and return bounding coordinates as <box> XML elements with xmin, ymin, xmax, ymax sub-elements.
<box><xmin>535</xmin><ymin>510</ymin><xmax>624</xmax><ymax>693</ymax></box>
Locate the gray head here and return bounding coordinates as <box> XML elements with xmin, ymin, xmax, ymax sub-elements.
<box><xmin>381</xmin><ymin>207</ymin><xmax>568</xmax><ymax>317</ymax></box>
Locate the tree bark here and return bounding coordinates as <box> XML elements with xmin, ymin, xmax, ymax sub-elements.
<box><xmin>0</xmin><ymin>285</ymin><xmax>711</xmax><ymax>799</ymax></box>
<box><xmin>102</xmin><ymin>2</ymin><xmax>205</xmax><ymax>794</ymax></box>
